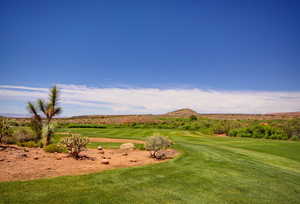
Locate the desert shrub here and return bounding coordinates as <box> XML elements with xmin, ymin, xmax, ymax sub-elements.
<box><xmin>0</xmin><ymin>119</ymin><xmax>13</xmax><ymax>143</ymax></box>
<box><xmin>44</xmin><ymin>144</ymin><xmax>67</xmax><ymax>153</ymax></box>
<box><xmin>7</xmin><ymin>119</ymin><xmax>19</xmax><ymax>126</ymax></box>
<box><xmin>189</xmin><ymin>115</ymin><xmax>198</xmax><ymax>121</ymax></box>
<box><xmin>145</xmin><ymin>134</ymin><xmax>172</xmax><ymax>159</ymax></box>
<box><xmin>61</xmin><ymin>134</ymin><xmax>89</xmax><ymax>158</ymax></box>
<box><xmin>290</xmin><ymin>135</ymin><xmax>300</xmax><ymax>141</ymax></box>
<box><xmin>228</xmin><ymin>129</ymin><xmax>239</xmax><ymax>137</ymax></box>
<box><xmin>212</xmin><ymin>120</ymin><xmax>242</xmax><ymax>135</ymax></box>
<box><xmin>281</xmin><ymin>119</ymin><xmax>300</xmax><ymax>139</ymax></box>
<box><xmin>17</xmin><ymin>141</ymin><xmax>40</xmax><ymax>148</ymax></box>
<box><xmin>228</xmin><ymin>125</ymin><xmax>288</xmax><ymax>140</ymax></box>
<box><xmin>29</xmin><ymin>117</ymin><xmax>43</xmax><ymax>142</ymax></box>
<box><xmin>14</xmin><ymin>128</ymin><xmax>36</xmax><ymax>142</ymax></box>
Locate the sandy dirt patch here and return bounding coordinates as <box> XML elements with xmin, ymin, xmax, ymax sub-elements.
<box><xmin>215</xmin><ymin>134</ymin><xmax>227</xmax><ymax>137</ymax></box>
<box><xmin>0</xmin><ymin>145</ymin><xmax>178</xmax><ymax>182</ymax></box>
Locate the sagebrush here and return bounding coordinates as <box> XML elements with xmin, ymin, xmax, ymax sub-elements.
<box><xmin>145</xmin><ymin>134</ymin><xmax>172</xmax><ymax>159</ymax></box>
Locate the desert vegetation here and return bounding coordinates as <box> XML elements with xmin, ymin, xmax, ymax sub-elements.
<box><xmin>27</xmin><ymin>85</ymin><xmax>61</xmax><ymax>146</ymax></box>
<box><xmin>61</xmin><ymin>134</ymin><xmax>89</xmax><ymax>158</ymax></box>
<box><xmin>1</xmin><ymin>99</ymin><xmax>300</xmax><ymax>203</ymax></box>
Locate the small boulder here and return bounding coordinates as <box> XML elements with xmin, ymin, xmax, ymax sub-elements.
<box><xmin>154</xmin><ymin>151</ymin><xmax>167</xmax><ymax>160</ymax></box>
<box><xmin>120</xmin><ymin>143</ymin><xmax>135</xmax><ymax>150</ymax></box>
<box><xmin>122</xmin><ymin>153</ymin><xmax>128</xmax><ymax>156</ymax></box>
<box><xmin>98</xmin><ymin>150</ymin><xmax>105</xmax><ymax>154</ymax></box>
<box><xmin>129</xmin><ymin>159</ymin><xmax>137</xmax><ymax>162</ymax></box>
<box><xmin>97</xmin><ymin>146</ymin><xmax>103</xmax><ymax>150</ymax></box>
<box><xmin>17</xmin><ymin>153</ymin><xmax>28</xmax><ymax>159</ymax></box>
<box><xmin>34</xmin><ymin>157</ymin><xmax>39</xmax><ymax>160</ymax></box>
<box><xmin>101</xmin><ymin>159</ymin><xmax>109</xmax><ymax>164</ymax></box>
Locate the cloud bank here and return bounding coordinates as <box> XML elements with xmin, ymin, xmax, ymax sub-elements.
<box><xmin>0</xmin><ymin>84</ymin><xmax>300</xmax><ymax>116</ymax></box>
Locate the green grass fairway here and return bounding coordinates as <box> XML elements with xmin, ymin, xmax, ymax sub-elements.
<box><xmin>1</xmin><ymin>128</ymin><xmax>300</xmax><ymax>203</ymax></box>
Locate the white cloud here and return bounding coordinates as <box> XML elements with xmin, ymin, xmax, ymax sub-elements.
<box><xmin>0</xmin><ymin>84</ymin><xmax>300</xmax><ymax>116</ymax></box>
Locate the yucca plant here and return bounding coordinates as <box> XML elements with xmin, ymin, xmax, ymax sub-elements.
<box><xmin>27</xmin><ymin>86</ymin><xmax>62</xmax><ymax>146</ymax></box>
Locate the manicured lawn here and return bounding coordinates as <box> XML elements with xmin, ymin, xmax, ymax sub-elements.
<box><xmin>1</xmin><ymin>128</ymin><xmax>300</xmax><ymax>204</ymax></box>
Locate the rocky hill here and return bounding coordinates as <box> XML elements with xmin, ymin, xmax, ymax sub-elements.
<box><xmin>165</xmin><ymin>108</ymin><xmax>199</xmax><ymax>117</ymax></box>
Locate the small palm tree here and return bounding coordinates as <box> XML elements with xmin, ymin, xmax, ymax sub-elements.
<box><xmin>27</xmin><ymin>86</ymin><xmax>62</xmax><ymax>146</ymax></box>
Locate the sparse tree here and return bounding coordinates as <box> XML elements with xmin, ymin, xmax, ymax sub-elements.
<box><xmin>27</xmin><ymin>86</ymin><xmax>62</xmax><ymax>146</ymax></box>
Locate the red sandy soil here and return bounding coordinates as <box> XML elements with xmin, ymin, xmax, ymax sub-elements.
<box><xmin>0</xmin><ymin>145</ymin><xmax>178</xmax><ymax>182</ymax></box>
<box><xmin>215</xmin><ymin>134</ymin><xmax>227</xmax><ymax>137</ymax></box>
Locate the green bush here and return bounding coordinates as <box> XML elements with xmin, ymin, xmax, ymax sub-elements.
<box><xmin>281</xmin><ymin>119</ymin><xmax>300</xmax><ymax>139</ymax></box>
<box><xmin>189</xmin><ymin>115</ymin><xmax>198</xmax><ymax>121</ymax></box>
<box><xmin>228</xmin><ymin>125</ymin><xmax>288</xmax><ymax>140</ymax></box>
<box><xmin>213</xmin><ymin>120</ymin><xmax>242</xmax><ymax>135</ymax></box>
<box><xmin>44</xmin><ymin>144</ymin><xmax>67</xmax><ymax>153</ymax></box>
<box><xmin>0</xmin><ymin>119</ymin><xmax>13</xmax><ymax>143</ymax></box>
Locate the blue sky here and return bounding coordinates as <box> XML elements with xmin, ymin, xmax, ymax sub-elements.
<box><xmin>0</xmin><ymin>0</ymin><xmax>300</xmax><ymax>116</ymax></box>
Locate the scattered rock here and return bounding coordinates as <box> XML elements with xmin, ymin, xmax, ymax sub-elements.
<box><xmin>98</xmin><ymin>150</ymin><xmax>105</xmax><ymax>154</ymax></box>
<box><xmin>122</xmin><ymin>153</ymin><xmax>128</xmax><ymax>156</ymax></box>
<box><xmin>154</xmin><ymin>151</ymin><xmax>166</xmax><ymax>160</ymax></box>
<box><xmin>129</xmin><ymin>159</ymin><xmax>137</xmax><ymax>162</ymax></box>
<box><xmin>106</xmin><ymin>157</ymin><xmax>111</xmax><ymax>159</ymax></box>
<box><xmin>101</xmin><ymin>159</ymin><xmax>109</xmax><ymax>164</ymax></box>
<box><xmin>0</xmin><ymin>158</ymin><xmax>5</xmax><ymax>161</ymax></box>
<box><xmin>17</xmin><ymin>153</ymin><xmax>28</xmax><ymax>159</ymax></box>
<box><xmin>97</xmin><ymin>146</ymin><xmax>103</xmax><ymax>150</ymax></box>
<box><xmin>120</xmin><ymin>143</ymin><xmax>135</xmax><ymax>150</ymax></box>
<box><xmin>33</xmin><ymin>157</ymin><xmax>39</xmax><ymax>160</ymax></box>
<box><xmin>0</xmin><ymin>147</ymin><xmax>5</xmax><ymax>151</ymax></box>
<box><xmin>56</xmin><ymin>157</ymin><xmax>62</xmax><ymax>160</ymax></box>
<box><xmin>101</xmin><ymin>156</ymin><xmax>106</xmax><ymax>159</ymax></box>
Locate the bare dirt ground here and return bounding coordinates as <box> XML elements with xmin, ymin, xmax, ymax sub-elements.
<box><xmin>0</xmin><ymin>145</ymin><xmax>178</xmax><ymax>182</ymax></box>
